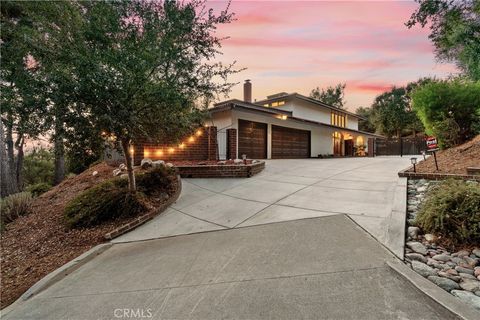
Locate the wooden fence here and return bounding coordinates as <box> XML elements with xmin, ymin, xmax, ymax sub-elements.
<box><xmin>375</xmin><ymin>137</ymin><xmax>426</xmax><ymax>156</ymax></box>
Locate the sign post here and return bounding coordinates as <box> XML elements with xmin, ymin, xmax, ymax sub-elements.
<box><xmin>425</xmin><ymin>136</ymin><xmax>439</xmax><ymax>171</ymax></box>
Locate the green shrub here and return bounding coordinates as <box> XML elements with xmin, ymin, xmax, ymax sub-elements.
<box><xmin>22</xmin><ymin>148</ymin><xmax>54</xmax><ymax>186</ymax></box>
<box><xmin>26</xmin><ymin>182</ymin><xmax>52</xmax><ymax>197</ymax></box>
<box><xmin>136</xmin><ymin>166</ymin><xmax>176</xmax><ymax>195</ymax></box>
<box><xmin>415</xmin><ymin>180</ymin><xmax>480</xmax><ymax>245</ymax></box>
<box><xmin>1</xmin><ymin>192</ymin><xmax>33</xmax><ymax>226</ymax></box>
<box><xmin>64</xmin><ymin>181</ymin><xmax>148</xmax><ymax>228</ymax></box>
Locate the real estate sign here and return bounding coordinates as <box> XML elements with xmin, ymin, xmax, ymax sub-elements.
<box><xmin>425</xmin><ymin>136</ymin><xmax>439</xmax><ymax>152</ymax></box>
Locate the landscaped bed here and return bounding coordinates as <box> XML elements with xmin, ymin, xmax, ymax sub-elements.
<box><xmin>0</xmin><ymin>162</ymin><xmax>179</xmax><ymax>308</ymax></box>
<box><xmin>404</xmin><ymin>178</ymin><xmax>480</xmax><ymax>310</ymax></box>
<box><xmin>170</xmin><ymin>159</ymin><xmax>265</xmax><ymax>178</ymax></box>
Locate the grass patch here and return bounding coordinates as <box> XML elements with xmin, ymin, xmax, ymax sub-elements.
<box><xmin>415</xmin><ymin>179</ymin><xmax>480</xmax><ymax>245</ymax></box>
<box><xmin>1</xmin><ymin>192</ymin><xmax>33</xmax><ymax>230</ymax></box>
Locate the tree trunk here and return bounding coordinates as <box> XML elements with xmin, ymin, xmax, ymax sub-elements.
<box><xmin>0</xmin><ymin>120</ymin><xmax>15</xmax><ymax>197</ymax></box>
<box><xmin>120</xmin><ymin>138</ymin><xmax>136</xmax><ymax>192</ymax></box>
<box><xmin>4</xmin><ymin>120</ymin><xmax>18</xmax><ymax>194</ymax></box>
<box><xmin>53</xmin><ymin>108</ymin><xmax>65</xmax><ymax>185</ymax></box>
<box><xmin>15</xmin><ymin>135</ymin><xmax>25</xmax><ymax>190</ymax></box>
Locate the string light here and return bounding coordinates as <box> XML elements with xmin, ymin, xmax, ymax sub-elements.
<box><xmin>179</xmin><ymin>143</ymin><xmax>185</xmax><ymax>149</ymax></box>
<box><xmin>168</xmin><ymin>147</ymin><xmax>174</xmax><ymax>154</ymax></box>
<box><xmin>129</xmin><ymin>147</ymin><xmax>135</xmax><ymax>155</ymax></box>
<box><xmin>196</xmin><ymin>129</ymin><xmax>203</xmax><ymax>136</ymax></box>
<box><xmin>155</xmin><ymin>149</ymin><xmax>163</xmax><ymax>156</ymax></box>
<box><xmin>188</xmin><ymin>136</ymin><xmax>195</xmax><ymax>143</ymax></box>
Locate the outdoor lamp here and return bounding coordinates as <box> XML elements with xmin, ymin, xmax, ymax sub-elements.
<box><xmin>421</xmin><ymin>150</ymin><xmax>426</xmax><ymax>161</ymax></box>
<box><xmin>242</xmin><ymin>154</ymin><xmax>247</xmax><ymax>164</ymax></box>
<box><xmin>410</xmin><ymin>157</ymin><xmax>417</xmax><ymax>173</ymax></box>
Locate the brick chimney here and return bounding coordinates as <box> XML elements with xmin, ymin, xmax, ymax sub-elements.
<box><xmin>243</xmin><ymin>79</ymin><xmax>252</xmax><ymax>103</ymax></box>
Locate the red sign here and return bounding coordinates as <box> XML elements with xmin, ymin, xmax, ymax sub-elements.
<box><xmin>426</xmin><ymin>136</ymin><xmax>439</xmax><ymax>151</ymax></box>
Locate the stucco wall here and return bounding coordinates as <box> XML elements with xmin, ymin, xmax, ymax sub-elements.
<box><xmin>346</xmin><ymin>116</ymin><xmax>358</xmax><ymax>130</ymax></box>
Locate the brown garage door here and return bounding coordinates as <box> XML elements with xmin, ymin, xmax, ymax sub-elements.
<box><xmin>272</xmin><ymin>125</ymin><xmax>310</xmax><ymax>159</ymax></box>
<box><xmin>238</xmin><ymin>119</ymin><xmax>267</xmax><ymax>159</ymax></box>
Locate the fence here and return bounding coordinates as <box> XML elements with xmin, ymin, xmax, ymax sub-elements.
<box><xmin>375</xmin><ymin>137</ymin><xmax>426</xmax><ymax>156</ymax></box>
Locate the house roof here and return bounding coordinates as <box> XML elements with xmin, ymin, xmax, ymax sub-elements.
<box><xmin>256</xmin><ymin>93</ymin><xmax>366</xmax><ymax>120</ymax></box>
<box><xmin>209</xmin><ymin>99</ymin><xmax>382</xmax><ymax>138</ymax></box>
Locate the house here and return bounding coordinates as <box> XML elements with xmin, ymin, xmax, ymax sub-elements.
<box><xmin>208</xmin><ymin>80</ymin><xmax>379</xmax><ymax>160</ymax></box>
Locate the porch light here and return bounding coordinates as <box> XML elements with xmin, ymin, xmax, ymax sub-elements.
<box><xmin>410</xmin><ymin>157</ymin><xmax>417</xmax><ymax>173</ymax></box>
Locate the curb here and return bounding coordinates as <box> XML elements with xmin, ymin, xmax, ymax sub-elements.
<box><xmin>2</xmin><ymin>243</ymin><xmax>113</xmax><ymax>316</ymax></box>
<box><xmin>104</xmin><ymin>175</ymin><xmax>182</xmax><ymax>240</ymax></box>
<box><xmin>387</xmin><ymin>259</ymin><xmax>480</xmax><ymax>320</ymax></box>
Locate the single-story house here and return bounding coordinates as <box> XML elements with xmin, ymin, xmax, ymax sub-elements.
<box><xmin>208</xmin><ymin>80</ymin><xmax>380</xmax><ymax>160</ymax></box>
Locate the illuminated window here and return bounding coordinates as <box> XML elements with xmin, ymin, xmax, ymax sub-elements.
<box><xmin>278</xmin><ymin>101</ymin><xmax>285</xmax><ymax>106</ymax></box>
<box><xmin>331</xmin><ymin>111</ymin><xmax>347</xmax><ymax>128</ymax></box>
<box><xmin>263</xmin><ymin>104</ymin><xmax>269</xmax><ymax>107</ymax></box>
<box><xmin>271</xmin><ymin>101</ymin><xmax>279</xmax><ymax>107</ymax></box>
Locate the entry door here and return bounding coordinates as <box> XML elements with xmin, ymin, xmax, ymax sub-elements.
<box><xmin>238</xmin><ymin>119</ymin><xmax>267</xmax><ymax>159</ymax></box>
<box><xmin>345</xmin><ymin>139</ymin><xmax>354</xmax><ymax>156</ymax></box>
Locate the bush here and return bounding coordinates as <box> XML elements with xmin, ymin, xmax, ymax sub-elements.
<box><xmin>136</xmin><ymin>166</ymin><xmax>176</xmax><ymax>195</ymax></box>
<box><xmin>415</xmin><ymin>180</ymin><xmax>480</xmax><ymax>245</ymax></box>
<box><xmin>1</xmin><ymin>192</ymin><xmax>33</xmax><ymax>226</ymax></box>
<box><xmin>26</xmin><ymin>182</ymin><xmax>52</xmax><ymax>197</ymax></box>
<box><xmin>64</xmin><ymin>181</ymin><xmax>148</xmax><ymax>228</ymax></box>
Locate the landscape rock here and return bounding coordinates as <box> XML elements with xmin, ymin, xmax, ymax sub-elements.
<box><xmin>405</xmin><ymin>253</ymin><xmax>428</xmax><ymax>263</ymax></box>
<box><xmin>217</xmin><ymin>161</ymin><xmax>226</xmax><ymax>165</ymax></box>
<box><xmin>463</xmin><ymin>256</ymin><xmax>479</xmax><ymax>268</ymax></box>
<box><xmin>424</xmin><ymin>234</ymin><xmax>436</xmax><ymax>242</ymax></box>
<box><xmin>233</xmin><ymin>159</ymin><xmax>243</xmax><ymax>164</ymax></box>
<box><xmin>140</xmin><ymin>158</ymin><xmax>153</xmax><ymax>169</ymax></box>
<box><xmin>456</xmin><ymin>266</ymin><xmax>474</xmax><ymax>275</ymax></box>
<box><xmin>92</xmin><ymin>171</ymin><xmax>98</xmax><ymax>176</ymax></box>
<box><xmin>113</xmin><ymin>169</ymin><xmax>122</xmax><ymax>177</ymax></box>
<box><xmin>432</xmin><ymin>254</ymin><xmax>451</xmax><ymax>262</ymax></box>
<box><xmin>406</xmin><ymin>241</ymin><xmax>428</xmax><ymax>255</ymax></box>
<box><xmin>166</xmin><ymin>163</ymin><xmax>174</xmax><ymax>168</ymax></box>
<box><xmin>460</xmin><ymin>280</ymin><xmax>480</xmax><ymax>292</ymax></box>
<box><xmin>427</xmin><ymin>276</ymin><xmax>460</xmax><ymax>292</ymax></box>
<box><xmin>451</xmin><ymin>290</ymin><xmax>480</xmax><ymax>310</ymax></box>
<box><xmin>473</xmin><ymin>248</ymin><xmax>480</xmax><ymax>258</ymax></box>
<box><xmin>454</xmin><ymin>250</ymin><xmax>470</xmax><ymax>258</ymax></box>
<box><xmin>119</xmin><ymin>163</ymin><xmax>126</xmax><ymax>171</ymax></box>
<box><xmin>438</xmin><ymin>271</ymin><xmax>461</xmax><ymax>282</ymax></box>
<box><xmin>459</xmin><ymin>273</ymin><xmax>477</xmax><ymax>280</ymax></box>
<box><xmin>475</xmin><ymin>267</ymin><xmax>480</xmax><ymax>277</ymax></box>
<box><xmin>412</xmin><ymin>261</ymin><xmax>437</xmax><ymax>277</ymax></box>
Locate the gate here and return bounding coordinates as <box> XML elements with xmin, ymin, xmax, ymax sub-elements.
<box><xmin>217</xmin><ymin>128</ymin><xmax>227</xmax><ymax>160</ymax></box>
<box><xmin>375</xmin><ymin>137</ymin><xmax>426</xmax><ymax>156</ymax></box>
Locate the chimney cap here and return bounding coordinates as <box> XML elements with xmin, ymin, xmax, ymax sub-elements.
<box><xmin>245</xmin><ymin>79</ymin><xmax>251</xmax><ymax>82</ymax></box>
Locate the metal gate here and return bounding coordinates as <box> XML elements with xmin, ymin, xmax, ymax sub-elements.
<box><xmin>375</xmin><ymin>137</ymin><xmax>426</xmax><ymax>156</ymax></box>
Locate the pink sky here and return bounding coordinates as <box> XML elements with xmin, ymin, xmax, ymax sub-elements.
<box><xmin>208</xmin><ymin>0</ymin><xmax>458</xmax><ymax>111</ymax></box>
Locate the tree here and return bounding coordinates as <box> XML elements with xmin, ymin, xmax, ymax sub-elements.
<box><xmin>68</xmin><ymin>0</ymin><xmax>239</xmax><ymax>192</ymax></box>
<box><xmin>411</xmin><ymin>79</ymin><xmax>480</xmax><ymax>148</ymax></box>
<box><xmin>310</xmin><ymin>83</ymin><xmax>346</xmax><ymax>109</ymax></box>
<box><xmin>370</xmin><ymin>87</ymin><xmax>411</xmax><ymax>138</ymax></box>
<box><xmin>406</xmin><ymin>0</ymin><xmax>480</xmax><ymax>80</ymax></box>
<box><xmin>355</xmin><ymin>107</ymin><xmax>376</xmax><ymax>133</ymax></box>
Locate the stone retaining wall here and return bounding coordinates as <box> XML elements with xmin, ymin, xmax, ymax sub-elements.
<box><xmin>177</xmin><ymin>161</ymin><xmax>265</xmax><ymax>178</ymax></box>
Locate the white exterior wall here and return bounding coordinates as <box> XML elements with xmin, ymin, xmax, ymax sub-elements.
<box><xmin>346</xmin><ymin>116</ymin><xmax>359</xmax><ymax>130</ymax></box>
<box><xmin>283</xmin><ymin>99</ymin><xmax>330</xmax><ymax>123</ymax></box>
<box><xmin>208</xmin><ymin>109</ymin><xmax>233</xmax><ymax>130</ymax></box>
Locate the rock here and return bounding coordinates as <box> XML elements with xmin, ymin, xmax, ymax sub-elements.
<box><xmin>459</xmin><ymin>273</ymin><xmax>477</xmax><ymax>280</ymax></box>
<box><xmin>451</xmin><ymin>290</ymin><xmax>480</xmax><ymax>310</ymax></box>
<box><xmin>424</xmin><ymin>234</ymin><xmax>436</xmax><ymax>242</ymax></box>
<box><xmin>406</xmin><ymin>241</ymin><xmax>428</xmax><ymax>255</ymax></box>
<box><xmin>152</xmin><ymin>160</ymin><xmax>165</xmax><ymax>168</ymax></box>
<box><xmin>417</xmin><ymin>186</ymin><xmax>427</xmax><ymax>192</ymax></box>
<box><xmin>166</xmin><ymin>162</ymin><xmax>174</xmax><ymax>168</ymax></box>
<box><xmin>445</xmin><ymin>268</ymin><xmax>459</xmax><ymax>276</ymax></box>
<box><xmin>438</xmin><ymin>271</ymin><xmax>461</xmax><ymax>282</ymax></box>
<box><xmin>475</xmin><ymin>267</ymin><xmax>480</xmax><ymax>277</ymax></box>
<box><xmin>233</xmin><ymin>159</ymin><xmax>243</xmax><ymax>164</ymax></box>
<box><xmin>460</xmin><ymin>280</ymin><xmax>480</xmax><ymax>292</ymax></box>
<box><xmin>446</xmin><ymin>262</ymin><xmax>457</xmax><ymax>268</ymax></box>
<box><xmin>92</xmin><ymin>171</ymin><xmax>98</xmax><ymax>176</ymax></box>
<box><xmin>252</xmin><ymin>160</ymin><xmax>261</xmax><ymax>164</ymax></box>
<box><xmin>473</xmin><ymin>248</ymin><xmax>480</xmax><ymax>258</ymax></box>
<box><xmin>456</xmin><ymin>266</ymin><xmax>474</xmax><ymax>274</ymax></box>
<box><xmin>405</xmin><ymin>253</ymin><xmax>427</xmax><ymax>263</ymax></box>
<box><xmin>451</xmin><ymin>257</ymin><xmax>464</xmax><ymax>264</ymax></box>
<box><xmin>427</xmin><ymin>276</ymin><xmax>460</xmax><ymax>291</ymax></box>
<box><xmin>464</xmin><ymin>256</ymin><xmax>479</xmax><ymax>268</ymax></box>
<box><xmin>217</xmin><ymin>161</ymin><xmax>226</xmax><ymax>165</ymax></box>
<box><xmin>412</xmin><ymin>261</ymin><xmax>437</xmax><ymax>277</ymax></box>
<box><xmin>475</xmin><ymin>291</ymin><xmax>480</xmax><ymax>297</ymax></box>
<box><xmin>119</xmin><ymin>163</ymin><xmax>126</xmax><ymax>171</ymax></box>
<box><xmin>432</xmin><ymin>254</ymin><xmax>451</xmax><ymax>262</ymax></box>
<box><xmin>454</xmin><ymin>250</ymin><xmax>470</xmax><ymax>258</ymax></box>
<box><xmin>113</xmin><ymin>168</ymin><xmax>122</xmax><ymax>176</ymax></box>
<box><xmin>140</xmin><ymin>158</ymin><xmax>153</xmax><ymax>169</ymax></box>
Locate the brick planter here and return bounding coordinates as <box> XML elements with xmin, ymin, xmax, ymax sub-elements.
<box><xmin>177</xmin><ymin>161</ymin><xmax>265</xmax><ymax>178</ymax></box>
<box><xmin>398</xmin><ymin>167</ymin><xmax>480</xmax><ymax>181</ymax></box>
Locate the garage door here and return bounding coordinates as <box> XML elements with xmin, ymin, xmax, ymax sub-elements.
<box><xmin>272</xmin><ymin>125</ymin><xmax>310</xmax><ymax>159</ymax></box>
<box><xmin>238</xmin><ymin>119</ymin><xmax>267</xmax><ymax>159</ymax></box>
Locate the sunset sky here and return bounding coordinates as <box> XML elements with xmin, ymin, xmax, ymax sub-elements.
<box><xmin>209</xmin><ymin>0</ymin><xmax>458</xmax><ymax>111</ymax></box>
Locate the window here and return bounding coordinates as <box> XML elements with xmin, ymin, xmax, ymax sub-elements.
<box><xmin>331</xmin><ymin>111</ymin><xmax>347</xmax><ymax>128</ymax></box>
<box><xmin>263</xmin><ymin>104</ymin><xmax>269</xmax><ymax>107</ymax></box>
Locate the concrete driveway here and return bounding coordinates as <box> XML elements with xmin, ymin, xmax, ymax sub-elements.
<box><xmin>114</xmin><ymin>157</ymin><xmax>410</xmax><ymax>257</ymax></box>
<box><xmin>4</xmin><ymin>216</ymin><xmax>457</xmax><ymax>320</ymax></box>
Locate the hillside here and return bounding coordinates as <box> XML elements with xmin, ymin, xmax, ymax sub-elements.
<box><xmin>412</xmin><ymin>136</ymin><xmax>480</xmax><ymax>174</ymax></box>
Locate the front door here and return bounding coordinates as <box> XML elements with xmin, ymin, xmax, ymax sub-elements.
<box><xmin>344</xmin><ymin>139</ymin><xmax>354</xmax><ymax>156</ymax></box>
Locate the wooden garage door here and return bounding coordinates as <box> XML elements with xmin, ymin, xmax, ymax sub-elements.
<box><xmin>272</xmin><ymin>125</ymin><xmax>310</xmax><ymax>159</ymax></box>
<box><xmin>238</xmin><ymin>119</ymin><xmax>267</xmax><ymax>159</ymax></box>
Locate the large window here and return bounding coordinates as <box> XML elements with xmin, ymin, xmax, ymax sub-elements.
<box><xmin>264</xmin><ymin>100</ymin><xmax>285</xmax><ymax>107</ymax></box>
<box><xmin>331</xmin><ymin>111</ymin><xmax>347</xmax><ymax>128</ymax></box>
